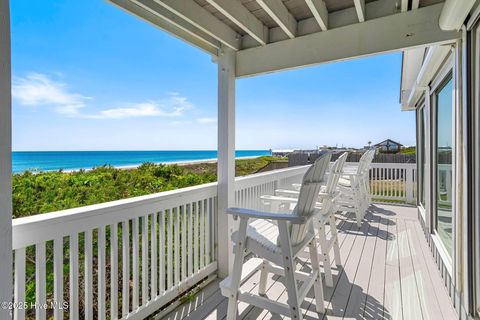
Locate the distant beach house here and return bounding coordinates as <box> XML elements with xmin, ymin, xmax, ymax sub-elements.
<box><xmin>373</xmin><ymin>139</ymin><xmax>403</xmax><ymax>153</ymax></box>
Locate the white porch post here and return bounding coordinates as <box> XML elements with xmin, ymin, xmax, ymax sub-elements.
<box><xmin>0</xmin><ymin>0</ymin><xmax>13</xmax><ymax>318</ymax></box>
<box><xmin>217</xmin><ymin>47</ymin><xmax>236</xmax><ymax>278</ymax></box>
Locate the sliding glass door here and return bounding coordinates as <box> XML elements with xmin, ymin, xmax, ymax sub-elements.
<box><xmin>434</xmin><ymin>76</ymin><xmax>454</xmax><ymax>257</ymax></box>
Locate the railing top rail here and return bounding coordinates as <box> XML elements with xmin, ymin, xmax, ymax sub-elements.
<box><xmin>369</xmin><ymin>162</ymin><xmax>416</xmax><ymax>169</ymax></box>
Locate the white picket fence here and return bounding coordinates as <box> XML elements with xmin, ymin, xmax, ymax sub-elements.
<box><xmin>10</xmin><ymin>163</ymin><xmax>414</xmax><ymax>320</ymax></box>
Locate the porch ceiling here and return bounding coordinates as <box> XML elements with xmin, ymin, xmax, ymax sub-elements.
<box><xmin>109</xmin><ymin>0</ymin><xmax>460</xmax><ymax>77</ymax></box>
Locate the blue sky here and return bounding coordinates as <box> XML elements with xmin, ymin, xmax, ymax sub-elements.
<box><xmin>10</xmin><ymin>0</ymin><xmax>415</xmax><ymax>151</ymax></box>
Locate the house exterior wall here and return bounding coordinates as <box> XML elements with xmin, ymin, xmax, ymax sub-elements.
<box><xmin>413</xmin><ymin>12</ymin><xmax>480</xmax><ymax>319</ymax></box>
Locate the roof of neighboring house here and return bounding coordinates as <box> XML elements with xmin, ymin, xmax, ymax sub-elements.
<box><xmin>374</xmin><ymin>139</ymin><xmax>403</xmax><ymax>147</ymax></box>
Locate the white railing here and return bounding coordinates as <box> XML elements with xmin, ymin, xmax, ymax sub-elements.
<box><xmin>10</xmin><ymin>165</ymin><xmax>308</xmax><ymax>320</ymax></box>
<box><xmin>10</xmin><ymin>163</ymin><xmax>414</xmax><ymax>320</ymax></box>
<box><xmin>12</xmin><ymin>183</ymin><xmax>218</xmax><ymax>320</ymax></box>
<box><xmin>368</xmin><ymin>162</ymin><xmax>417</xmax><ymax>204</ymax></box>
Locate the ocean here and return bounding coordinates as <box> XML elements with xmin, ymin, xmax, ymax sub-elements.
<box><xmin>12</xmin><ymin>150</ymin><xmax>272</xmax><ymax>173</ymax></box>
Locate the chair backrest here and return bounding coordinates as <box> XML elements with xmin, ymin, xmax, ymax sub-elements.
<box><xmin>356</xmin><ymin>150</ymin><xmax>372</xmax><ymax>175</ymax></box>
<box><xmin>323</xmin><ymin>152</ymin><xmax>348</xmax><ymax>195</ymax></box>
<box><xmin>290</xmin><ymin>152</ymin><xmax>331</xmax><ymax>245</ymax></box>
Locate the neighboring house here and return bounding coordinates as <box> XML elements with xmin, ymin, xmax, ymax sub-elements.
<box><xmin>373</xmin><ymin>139</ymin><xmax>403</xmax><ymax>153</ymax></box>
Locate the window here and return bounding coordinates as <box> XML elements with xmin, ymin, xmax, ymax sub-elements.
<box><xmin>435</xmin><ymin>76</ymin><xmax>453</xmax><ymax>256</ymax></box>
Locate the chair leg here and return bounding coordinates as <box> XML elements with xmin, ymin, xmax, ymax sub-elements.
<box><xmin>226</xmin><ymin>218</ymin><xmax>249</xmax><ymax>320</ymax></box>
<box><xmin>329</xmin><ymin>213</ymin><xmax>342</xmax><ymax>267</ymax></box>
<box><xmin>277</xmin><ymin>221</ymin><xmax>302</xmax><ymax>320</ymax></box>
<box><xmin>308</xmin><ymin>239</ymin><xmax>325</xmax><ymax>314</ymax></box>
<box><xmin>258</xmin><ymin>260</ymin><xmax>269</xmax><ymax>296</ymax></box>
<box><xmin>317</xmin><ymin>221</ymin><xmax>333</xmax><ymax>287</ymax></box>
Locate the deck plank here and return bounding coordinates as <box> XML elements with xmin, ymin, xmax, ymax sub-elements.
<box><xmin>409</xmin><ymin>220</ymin><xmax>457</xmax><ymax>320</ymax></box>
<box><xmin>397</xmin><ymin>218</ymin><xmax>424</xmax><ymax>320</ymax></box>
<box><xmin>384</xmin><ymin>218</ymin><xmax>403</xmax><ymax>320</ymax></box>
<box><xmin>361</xmin><ymin>215</ymin><xmax>389</xmax><ymax>319</ymax></box>
<box><xmin>342</xmin><ymin>212</ymin><xmax>381</xmax><ymax>319</ymax></box>
<box><xmin>319</xmin><ymin>215</ymin><xmax>371</xmax><ymax>319</ymax></box>
<box><xmin>403</xmin><ymin>219</ymin><xmax>445</xmax><ymax>320</ymax></box>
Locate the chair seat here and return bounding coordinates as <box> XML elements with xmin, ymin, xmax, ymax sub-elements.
<box><xmin>231</xmin><ymin>219</ymin><xmax>316</xmax><ymax>264</ymax></box>
<box><xmin>338</xmin><ymin>178</ymin><xmax>351</xmax><ymax>187</ymax></box>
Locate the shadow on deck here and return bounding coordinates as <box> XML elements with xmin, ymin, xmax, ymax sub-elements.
<box><xmin>160</xmin><ymin>204</ymin><xmax>456</xmax><ymax>320</ymax></box>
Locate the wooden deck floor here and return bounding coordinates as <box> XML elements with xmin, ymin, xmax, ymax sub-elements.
<box><xmin>161</xmin><ymin>204</ymin><xmax>457</xmax><ymax>320</ymax></box>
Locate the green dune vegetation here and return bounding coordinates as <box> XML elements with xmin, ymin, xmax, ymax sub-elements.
<box><xmin>12</xmin><ymin>156</ymin><xmax>282</xmax><ymax>218</ymax></box>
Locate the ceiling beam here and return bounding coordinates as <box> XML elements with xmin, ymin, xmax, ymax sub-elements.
<box><xmin>401</xmin><ymin>0</ymin><xmax>408</xmax><ymax>12</ymax></box>
<box><xmin>236</xmin><ymin>3</ymin><xmax>461</xmax><ymax>78</ymax></box>
<box><xmin>153</xmin><ymin>0</ymin><xmax>240</xmax><ymax>50</ymax></box>
<box><xmin>304</xmin><ymin>0</ymin><xmax>328</xmax><ymax>31</ymax></box>
<box><xmin>110</xmin><ymin>0</ymin><xmax>219</xmax><ymax>55</ymax></box>
<box><xmin>205</xmin><ymin>0</ymin><xmax>268</xmax><ymax>45</ymax></box>
<box><xmin>256</xmin><ymin>0</ymin><xmax>297</xmax><ymax>39</ymax></box>
<box><xmin>353</xmin><ymin>0</ymin><xmax>366</xmax><ymax>22</ymax></box>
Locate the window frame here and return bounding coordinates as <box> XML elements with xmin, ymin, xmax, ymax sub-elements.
<box><xmin>430</xmin><ymin>56</ymin><xmax>455</xmax><ymax>271</ymax></box>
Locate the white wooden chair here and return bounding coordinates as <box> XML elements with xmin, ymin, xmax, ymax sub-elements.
<box><xmin>336</xmin><ymin>150</ymin><xmax>375</xmax><ymax>226</ymax></box>
<box><xmin>262</xmin><ymin>152</ymin><xmax>348</xmax><ymax>287</ymax></box>
<box><xmin>220</xmin><ymin>154</ymin><xmax>331</xmax><ymax>320</ymax></box>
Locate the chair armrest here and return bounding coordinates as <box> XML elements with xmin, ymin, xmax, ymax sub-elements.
<box><xmin>226</xmin><ymin>207</ymin><xmax>305</xmax><ymax>223</ymax></box>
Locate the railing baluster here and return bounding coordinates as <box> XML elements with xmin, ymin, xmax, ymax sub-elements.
<box><xmin>141</xmin><ymin>215</ymin><xmax>148</xmax><ymax>305</ymax></box>
<box><xmin>69</xmin><ymin>233</ymin><xmax>79</xmax><ymax>320</ymax></box>
<box><xmin>194</xmin><ymin>202</ymin><xmax>199</xmax><ymax>274</ymax></box>
<box><xmin>159</xmin><ymin>211</ymin><xmax>165</xmax><ymax>294</ymax></box>
<box><xmin>174</xmin><ymin>207</ymin><xmax>180</xmax><ymax>285</ymax></box>
<box><xmin>205</xmin><ymin>199</ymin><xmax>211</xmax><ymax>265</ymax></box>
<box><xmin>188</xmin><ymin>204</ymin><xmax>193</xmax><ymax>277</ymax></box>
<box><xmin>14</xmin><ymin>248</ymin><xmax>26</xmax><ymax>320</ymax></box>
<box><xmin>151</xmin><ymin>212</ymin><xmax>158</xmax><ymax>299</ymax></box>
<box><xmin>53</xmin><ymin>238</ymin><xmax>63</xmax><ymax>320</ymax></box>
<box><xmin>132</xmin><ymin>218</ymin><xmax>139</xmax><ymax>310</ymax></box>
<box><xmin>35</xmin><ymin>242</ymin><xmax>46</xmax><ymax>320</ymax></box>
<box><xmin>181</xmin><ymin>206</ymin><xmax>187</xmax><ymax>280</ymax></box>
<box><xmin>98</xmin><ymin>226</ymin><xmax>106</xmax><ymax>320</ymax></box>
<box><xmin>122</xmin><ymin>221</ymin><xmax>130</xmax><ymax>317</ymax></box>
<box><xmin>167</xmin><ymin>209</ymin><xmax>173</xmax><ymax>289</ymax></box>
<box><xmin>85</xmin><ymin>230</ymin><xmax>93</xmax><ymax>320</ymax></box>
<box><xmin>110</xmin><ymin>223</ymin><xmax>118</xmax><ymax>320</ymax></box>
<box><xmin>200</xmin><ymin>201</ymin><xmax>205</xmax><ymax>270</ymax></box>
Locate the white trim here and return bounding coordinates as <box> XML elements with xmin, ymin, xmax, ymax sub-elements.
<box><xmin>0</xmin><ymin>1</ymin><xmax>12</xmax><ymax>318</ymax></box>
<box><xmin>255</xmin><ymin>0</ymin><xmax>297</xmax><ymax>39</ymax></box>
<box><xmin>353</xmin><ymin>0</ymin><xmax>365</xmax><ymax>23</ymax></box>
<box><xmin>432</xmin><ymin>231</ymin><xmax>454</xmax><ymax>275</ymax></box>
<box><xmin>153</xmin><ymin>0</ymin><xmax>241</xmax><ymax>51</ymax></box>
<box><xmin>236</xmin><ymin>4</ymin><xmax>461</xmax><ymax>78</ymax></box>
<box><xmin>205</xmin><ymin>0</ymin><xmax>268</xmax><ymax>45</ymax></box>
<box><xmin>304</xmin><ymin>0</ymin><xmax>328</xmax><ymax>31</ymax></box>
<box><xmin>472</xmin><ymin>20</ymin><xmax>480</xmax><ymax>317</ymax></box>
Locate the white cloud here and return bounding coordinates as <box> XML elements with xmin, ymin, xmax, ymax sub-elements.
<box><xmin>13</xmin><ymin>73</ymin><xmax>200</xmax><ymax>121</ymax></box>
<box><xmin>196</xmin><ymin>117</ymin><xmax>216</xmax><ymax>124</ymax></box>
<box><xmin>12</xmin><ymin>73</ymin><xmax>90</xmax><ymax>116</ymax></box>
<box><xmin>86</xmin><ymin>93</ymin><xmax>194</xmax><ymax>119</ymax></box>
